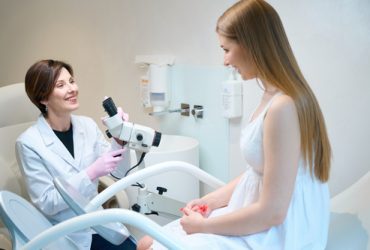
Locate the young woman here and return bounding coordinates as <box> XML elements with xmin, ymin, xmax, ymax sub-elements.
<box><xmin>16</xmin><ymin>59</ymin><xmax>136</xmax><ymax>249</ymax></box>
<box><xmin>138</xmin><ymin>0</ymin><xmax>331</xmax><ymax>249</ymax></box>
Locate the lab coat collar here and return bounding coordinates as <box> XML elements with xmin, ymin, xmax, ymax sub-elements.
<box><xmin>37</xmin><ymin>115</ymin><xmax>85</xmax><ymax>170</ymax></box>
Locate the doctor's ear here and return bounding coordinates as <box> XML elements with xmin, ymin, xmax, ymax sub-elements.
<box><xmin>39</xmin><ymin>100</ymin><xmax>49</xmax><ymax>114</ymax></box>
<box><xmin>40</xmin><ymin>99</ymin><xmax>48</xmax><ymax>106</ymax></box>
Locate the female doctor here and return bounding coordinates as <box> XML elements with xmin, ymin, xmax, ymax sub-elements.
<box><xmin>15</xmin><ymin>59</ymin><xmax>136</xmax><ymax>249</ymax></box>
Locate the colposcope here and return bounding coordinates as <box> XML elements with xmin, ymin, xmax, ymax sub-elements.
<box><xmin>52</xmin><ymin>97</ymin><xmax>186</xmax><ymax>246</ymax></box>
<box><xmin>102</xmin><ymin>97</ymin><xmax>185</xmax><ymax>217</ymax></box>
<box><xmin>102</xmin><ymin>97</ymin><xmax>161</xmax><ymax>178</ymax></box>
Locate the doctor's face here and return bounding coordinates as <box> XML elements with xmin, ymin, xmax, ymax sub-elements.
<box><xmin>42</xmin><ymin>67</ymin><xmax>79</xmax><ymax>115</ymax></box>
<box><xmin>218</xmin><ymin>34</ymin><xmax>257</xmax><ymax>80</ymax></box>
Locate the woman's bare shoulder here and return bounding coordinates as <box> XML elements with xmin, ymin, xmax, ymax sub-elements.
<box><xmin>269</xmin><ymin>94</ymin><xmax>297</xmax><ymax>119</ymax></box>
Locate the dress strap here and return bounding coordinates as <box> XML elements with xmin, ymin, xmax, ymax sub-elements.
<box><xmin>248</xmin><ymin>92</ymin><xmax>283</xmax><ymax>123</ymax></box>
<box><xmin>261</xmin><ymin>92</ymin><xmax>282</xmax><ymax>119</ymax></box>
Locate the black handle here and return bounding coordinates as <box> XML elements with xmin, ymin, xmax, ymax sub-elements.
<box><xmin>156</xmin><ymin>186</ymin><xmax>167</xmax><ymax>195</ymax></box>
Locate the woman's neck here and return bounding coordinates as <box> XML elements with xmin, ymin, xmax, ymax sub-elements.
<box><xmin>257</xmin><ymin>79</ymin><xmax>279</xmax><ymax>96</ymax></box>
<box><xmin>46</xmin><ymin>112</ymin><xmax>72</xmax><ymax>132</ymax></box>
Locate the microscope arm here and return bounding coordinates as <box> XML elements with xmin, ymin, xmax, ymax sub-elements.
<box><xmin>85</xmin><ymin>161</ymin><xmax>225</xmax><ymax>212</ymax></box>
<box><xmin>146</xmin><ymin>193</ymin><xmax>184</xmax><ymax>217</ymax></box>
<box><xmin>134</xmin><ymin>187</ymin><xmax>185</xmax><ymax>218</ymax></box>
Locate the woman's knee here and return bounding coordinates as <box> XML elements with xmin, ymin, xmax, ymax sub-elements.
<box><xmin>137</xmin><ymin>235</ymin><xmax>154</xmax><ymax>250</ymax></box>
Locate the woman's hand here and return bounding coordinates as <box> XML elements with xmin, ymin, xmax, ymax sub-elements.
<box><xmin>180</xmin><ymin>207</ymin><xmax>207</xmax><ymax>234</ymax></box>
<box><xmin>185</xmin><ymin>198</ymin><xmax>212</xmax><ymax>217</ymax></box>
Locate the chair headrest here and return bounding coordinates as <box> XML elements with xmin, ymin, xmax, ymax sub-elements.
<box><xmin>0</xmin><ymin>83</ymin><xmax>39</xmax><ymax>128</ymax></box>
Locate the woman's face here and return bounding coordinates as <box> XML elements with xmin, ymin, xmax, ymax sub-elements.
<box><xmin>218</xmin><ymin>34</ymin><xmax>257</xmax><ymax>80</ymax></box>
<box><xmin>42</xmin><ymin>67</ymin><xmax>79</xmax><ymax>115</ymax></box>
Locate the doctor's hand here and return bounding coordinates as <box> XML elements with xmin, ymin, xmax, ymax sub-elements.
<box><xmin>101</xmin><ymin>96</ymin><xmax>129</xmax><ymax>124</ymax></box>
<box><xmin>86</xmin><ymin>148</ymin><xmax>126</xmax><ymax>181</ymax></box>
<box><xmin>101</xmin><ymin>97</ymin><xmax>130</xmax><ymax>146</ymax></box>
<box><xmin>180</xmin><ymin>207</ymin><xmax>207</xmax><ymax>234</ymax></box>
<box><xmin>103</xmin><ymin>107</ymin><xmax>129</xmax><ymax>146</ymax></box>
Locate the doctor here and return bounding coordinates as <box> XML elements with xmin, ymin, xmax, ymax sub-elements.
<box><xmin>16</xmin><ymin>59</ymin><xmax>136</xmax><ymax>249</ymax></box>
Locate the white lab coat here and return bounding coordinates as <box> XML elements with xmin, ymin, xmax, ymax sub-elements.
<box><xmin>15</xmin><ymin>114</ymin><xmax>131</xmax><ymax>249</ymax></box>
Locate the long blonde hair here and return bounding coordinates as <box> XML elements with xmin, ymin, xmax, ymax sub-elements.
<box><xmin>217</xmin><ymin>0</ymin><xmax>331</xmax><ymax>182</ymax></box>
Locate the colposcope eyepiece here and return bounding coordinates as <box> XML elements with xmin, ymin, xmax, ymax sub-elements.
<box><xmin>103</xmin><ymin>97</ymin><xmax>118</xmax><ymax>117</ymax></box>
<box><xmin>153</xmin><ymin>131</ymin><xmax>161</xmax><ymax>147</ymax></box>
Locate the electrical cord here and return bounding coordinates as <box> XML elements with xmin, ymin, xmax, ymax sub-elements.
<box><xmin>110</xmin><ymin>152</ymin><xmax>146</xmax><ymax>180</ymax></box>
<box><xmin>125</xmin><ymin>152</ymin><xmax>146</xmax><ymax>177</ymax></box>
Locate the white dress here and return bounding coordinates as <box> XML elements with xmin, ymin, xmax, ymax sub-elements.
<box><xmin>152</xmin><ymin>94</ymin><xmax>330</xmax><ymax>249</ymax></box>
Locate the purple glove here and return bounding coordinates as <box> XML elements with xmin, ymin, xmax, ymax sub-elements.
<box><xmin>86</xmin><ymin>148</ymin><xmax>126</xmax><ymax>180</ymax></box>
<box><xmin>117</xmin><ymin>107</ymin><xmax>129</xmax><ymax>121</ymax></box>
<box><xmin>102</xmin><ymin>106</ymin><xmax>129</xmax><ymax>146</ymax></box>
<box><xmin>102</xmin><ymin>96</ymin><xmax>129</xmax><ymax>124</ymax></box>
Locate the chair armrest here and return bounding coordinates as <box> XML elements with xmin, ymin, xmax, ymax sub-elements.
<box><xmin>22</xmin><ymin>209</ymin><xmax>186</xmax><ymax>250</ymax></box>
<box><xmin>99</xmin><ymin>176</ymin><xmax>130</xmax><ymax>209</ymax></box>
<box><xmin>86</xmin><ymin>161</ymin><xmax>225</xmax><ymax>212</ymax></box>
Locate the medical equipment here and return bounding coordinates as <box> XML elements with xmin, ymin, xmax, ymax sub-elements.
<box><xmin>0</xmin><ymin>161</ymin><xmax>225</xmax><ymax>249</ymax></box>
<box><xmin>54</xmin><ymin>177</ymin><xmax>130</xmax><ymax>246</ymax></box>
<box><xmin>103</xmin><ymin>97</ymin><xmax>162</xmax><ymax>178</ymax></box>
<box><xmin>104</xmin><ymin>98</ymin><xmax>203</xmax><ymax>218</ymax></box>
<box><xmin>0</xmin><ymin>190</ymin><xmax>78</xmax><ymax>250</ymax></box>
<box><xmin>102</xmin><ymin>97</ymin><xmax>189</xmax><ymax>217</ymax></box>
<box><xmin>53</xmin><ymin>98</ymin><xmax>193</xmax><ymax>222</ymax></box>
<box><xmin>47</xmin><ymin>161</ymin><xmax>223</xmax><ymax>249</ymax></box>
<box><xmin>103</xmin><ymin>97</ymin><xmax>161</xmax><ymax>154</ymax></box>
<box><xmin>135</xmin><ymin>55</ymin><xmax>175</xmax><ymax>112</ymax></box>
<box><xmin>55</xmin><ymin>161</ymin><xmax>224</xmax><ymax>221</ymax></box>
<box><xmin>221</xmin><ymin>67</ymin><xmax>243</xmax><ymax>119</ymax></box>
<box><xmin>0</xmin><ymin>190</ymin><xmax>185</xmax><ymax>250</ymax></box>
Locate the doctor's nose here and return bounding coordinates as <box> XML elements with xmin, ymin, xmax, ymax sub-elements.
<box><xmin>67</xmin><ymin>83</ymin><xmax>78</xmax><ymax>92</ymax></box>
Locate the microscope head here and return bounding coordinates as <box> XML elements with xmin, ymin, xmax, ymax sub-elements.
<box><xmin>102</xmin><ymin>97</ymin><xmax>161</xmax><ymax>153</ymax></box>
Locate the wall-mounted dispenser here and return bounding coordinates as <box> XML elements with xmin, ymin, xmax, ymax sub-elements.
<box><xmin>135</xmin><ymin>55</ymin><xmax>175</xmax><ymax>112</ymax></box>
<box><xmin>221</xmin><ymin>68</ymin><xmax>243</xmax><ymax>119</ymax></box>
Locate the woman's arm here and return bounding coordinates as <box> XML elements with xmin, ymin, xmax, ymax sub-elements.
<box><xmin>196</xmin><ymin>174</ymin><xmax>243</xmax><ymax>211</ymax></box>
<box><xmin>181</xmin><ymin>95</ymin><xmax>301</xmax><ymax>235</ymax></box>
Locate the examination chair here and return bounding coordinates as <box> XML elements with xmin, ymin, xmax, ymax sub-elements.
<box><xmin>3</xmin><ymin>154</ymin><xmax>368</xmax><ymax>249</ymax></box>
<box><xmin>0</xmin><ymin>190</ymin><xmax>184</xmax><ymax>250</ymax></box>
<box><xmin>327</xmin><ymin>171</ymin><xmax>370</xmax><ymax>250</ymax></box>
<box><xmin>0</xmin><ymin>83</ymin><xmax>129</xmax><ymax>249</ymax></box>
<box><xmin>0</xmin><ymin>83</ymin><xmax>39</xmax><ymax>249</ymax></box>
<box><xmin>59</xmin><ymin>158</ymin><xmax>370</xmax><ymax>250</ymax></box>
<box><xmin>0</xmin><ymin>161</ymin><xmax>225</xmax><ymax>249</ymax></box>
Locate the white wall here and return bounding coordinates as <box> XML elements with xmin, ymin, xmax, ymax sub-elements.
<box><xmin>0</xmin><ymin>0</ymin><xmax>369</xmax><ymax>196</ymax></box>
<box><xmin>0</xmin><ymin>0</ymin><xmax>233</xmax><ymax>125</ymax></box>
<box><xmin>278</xmin><ymin>0</ymin><xmax>370</xmax><ymax>196</ymax></box>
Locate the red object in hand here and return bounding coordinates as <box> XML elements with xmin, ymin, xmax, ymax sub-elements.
<box><xmin>180</xmin><ymin>204</ymin><xmax>209</xmax><ymax>216</ymax></box>
<box><xmin>197</xmin><ymin>204</ymin><xmax>208</xmax><ymax>215</ymax></box>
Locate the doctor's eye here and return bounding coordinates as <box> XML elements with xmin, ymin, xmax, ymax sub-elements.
<box><xmin>55</xmin><ymin>81</ymin><xmax>65</xmax><ymax>88</ymax></box>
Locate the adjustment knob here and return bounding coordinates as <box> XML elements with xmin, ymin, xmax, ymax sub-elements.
<box><xmin>105</xmin><ymin>130</ymin><xmax>112</xmax><ymax>138</ymax></box>
<box><xmin>156</xmin><ymin>186</ymin><xmax>167</xmax><ymax>195</ymax></box>
<box><xmin>131</xmin><ymin>204</ymin><xmax>141</xmax><ymax>212</ymax></box>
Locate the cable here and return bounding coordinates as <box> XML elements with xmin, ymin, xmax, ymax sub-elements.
<box><xmin>125</xmin><ymin>152</ymin><xmax>146</xmax><ymax>177</ymax></box>
<box><xmin>110</xmin><ymin>152</ymin><xmax>147</xmax><ymax>180</ymax></box>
